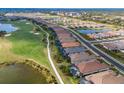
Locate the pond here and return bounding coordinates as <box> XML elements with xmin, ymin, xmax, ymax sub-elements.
<box><xmin>0</xmin><ymin>63</ymin><xmax>48</xmax><ymax>84</ymax></box>
<box><xmin>0</xmin><ymin>23</ymin><xmax>17</xmax><ymax>32</ymax></box>
<box><xmin>78</xmin><ymin>29</ymin><xmax>109</xmax><ymax>35</ymax></box>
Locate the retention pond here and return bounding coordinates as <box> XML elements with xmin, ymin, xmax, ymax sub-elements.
<box><xmin>0</xmin><ymin>63</ymin><xmax>49</xmax><ymax>84</ymax></box>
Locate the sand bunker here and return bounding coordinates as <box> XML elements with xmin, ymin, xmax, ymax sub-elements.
<box><xmin>34</xmin><ymin>33</ymin><xmax>40</xmax><ymax>35</ymax></box>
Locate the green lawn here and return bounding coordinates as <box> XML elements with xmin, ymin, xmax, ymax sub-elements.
<box><xmin>51</xmin><ymin>46</ymin><xmax>79</xmax><ymax>84</ymax></box>
<box><xmin>1</xmin><ymin>20</ymin><xmax>51</xmax><ymax>69</ymax></box>
<box><xmin>48</xmin><ymin>34</ymin><xmax>79</xmax><ymax>84</ymax></box>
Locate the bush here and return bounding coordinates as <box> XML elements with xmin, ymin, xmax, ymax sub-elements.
<box><xmin>59</xmin><ymin>65</ymin><xmax>69</xmax><ymax>74</ymax></box>
<box><xmin>0</xmin><ymin>31</ymin><xmax>7</xmax><ymax>37</ymax></box>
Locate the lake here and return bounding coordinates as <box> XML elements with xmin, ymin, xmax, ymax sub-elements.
<box><xmin>78</xmin><ymin>29</ymin><xmax>109</xmax><ymax>34</ymax></box>
<box><xmin>0</xmin><ymin>63</ymin><xmax>48</xmax><ymax>84</ymax></box>
<box><xmin>0</xmin><ymin>23</ymin><xmax>17</xmax><ymax>32</ymax></box>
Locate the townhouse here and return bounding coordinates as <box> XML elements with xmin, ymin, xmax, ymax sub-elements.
<box><xmin>87</xmin><ymin>29</ymin><xmax>124</xmax><ymax>39</ymax></box>
<box><xmin>102</xmin><ymin>40</ymin><xmax>124</xmax><ymax>51</ymax></box>
<box><xmin>68</xmin><ymin>52</ymin><xmax>96</xmax><ymax>64</ymax></box>
<box><xmin>85</xmin><ymin>70</ymin><xmax>124</xmax><ymax>84</ymax></box>
<box><xmin>70</xmin><ymin>59</ymin><xmax>109</xmax><ymax>77</ymax></box>
<box><xmin>62</xmin><ymin>46</ymin><xmax>87</xmax><ymax>57</ymax></box>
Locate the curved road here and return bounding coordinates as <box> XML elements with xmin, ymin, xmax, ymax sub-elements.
<box><xmin>38</xmin><ymin>25</ymin><xmax>64</xmax><ymax>84</ymax></box>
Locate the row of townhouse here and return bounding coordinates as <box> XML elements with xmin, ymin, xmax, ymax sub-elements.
<box><xmin>47</xmin><ymin>17</ymin><xmax>106</xmax><ymax>29</ymax></box>
<box><xmin>49</xmin><ymin>26</ymin><xmax>124</xmax><ymax>84</ymax></box>
<box><xmin>87</xmin><ymin>29</ymin><xmax>124</xmax><ymax>39</ymax></box>
<box><xmin>47</xmin><ymin>25</ymin><xmax>123</xmax><ymax>84</ymax></box>
<box><xmin>102</xmin><ymin>40</ymin><xmax>124</xmax><ymax>51</ymax></box>
<box><xmin>45</xmin><ymin>17</ymin><xmax>124</xmax><ymax>40</ymax></box>
<box><xmin>29</xmin><ymin>17</ymin><xmax>124</xmax><ymax>84</ymax></box>
<box><xmin>85</xmin><ymin>70</ymin><xmax>124</xmax><ymax>84</ymax></box>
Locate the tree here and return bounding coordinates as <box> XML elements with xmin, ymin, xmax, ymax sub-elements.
<box><xmin>59</xmin><ymin>65</ymin><xmax>70</xmax><ymax>74</ymax></box>
<box><xmin>0</xmin><ymin>31</ymin><xmax>7</xmax><ymax>37</ymax></box>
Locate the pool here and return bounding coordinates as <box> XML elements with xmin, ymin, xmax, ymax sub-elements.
<box><xmin>78</xmin><ymin>29</ymin><xmax>109</xmax><ymax>34</ymax></box>
<box><xmin>0</xmin><ymin>23</ymin><xmax>17</xmax><ymax>32</ymax></box>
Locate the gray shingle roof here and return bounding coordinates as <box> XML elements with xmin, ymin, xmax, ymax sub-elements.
<box><xmin>64</xmin><ymin>46</ymin><xmax>87</xmax><ymax>54</ymax></box>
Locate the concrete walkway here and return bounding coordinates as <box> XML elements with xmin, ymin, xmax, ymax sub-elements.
<box><xmin>38</xmin><ymin>26</ymin><xmax>64</xmax><ymax>84</ymax></box>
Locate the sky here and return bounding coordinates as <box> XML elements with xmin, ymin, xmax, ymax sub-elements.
<box><xmin>0</xmin><ymin>0</ymin><xmax>124</xmax><ymax>8</ymax></box>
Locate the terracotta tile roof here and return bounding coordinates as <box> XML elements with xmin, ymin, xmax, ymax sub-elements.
<box><xmin>69</xmin><ymin>52</ymin><xmax>96</xmax><ymax>64</ymax></box>
<box><xmin>58</xmin><ymin>36</ymin><xmax>72</xmax><ymax>40</ymax></box>
<box><xmin>61</xmin><ymin>42</ymin><xmax>80</xmax><ymax>48</ymax></box>
<box><xmin>59</xmin><ymin>37</ymin><xmax>76</xmax><ymax>43</ymax></box>
<box><xmin>56</xmin><ymin>31</ymin><xmax>69</xmax><ymax>34</ymax></box>
<box><xmin>85</xmin><ymin>70</ymin><xmax>124</xmax><ymax>84</ymax></box>
<box><xmin>75</xmin><ymin>59</ymin><xmax>109</xmax><ymax>75</ymax></box>
<box><xmin>57</xmin><ymin>33</ymin><xmax>71</xmax><ymax>38</ymax></box>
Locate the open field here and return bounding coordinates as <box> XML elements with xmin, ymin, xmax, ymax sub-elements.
<box><xmin>0</xmin><ymin>20</ymin><xmax>51</xmax><ymax>69</ymax></box>
<box><xmin>0</xmin><ymin>20</ymin><xmax>58</xmax><ymax>83</ymax></box>
<box><xmin>0</xmin><ymin>38</ymin><xmax>23</xmax><ymax>62</ymax></box>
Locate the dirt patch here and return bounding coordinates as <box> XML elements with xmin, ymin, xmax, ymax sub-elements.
<box><xmin>0</xmin><ymin>45</ymin><xmax>1</xmax><ymax>50</ymax></box>
<box><xmin>0</xmin><ymin>38</ymin><xmax>24</xmax><ymax>62</ymax></box>
<box><xmin>0</xmin><ymin>38</ymin><xmax>12</xmax><ymax>50</ymax></box>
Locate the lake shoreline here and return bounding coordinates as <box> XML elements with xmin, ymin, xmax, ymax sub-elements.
<box><xmin>0</xmin><ymin>59</ymin><xmax>57</xmax><ymax>84</ymax></box>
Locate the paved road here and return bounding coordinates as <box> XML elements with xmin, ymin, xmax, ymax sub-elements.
<box><xmin>38</xmin><ymin>25</ymin><xmax>64</xmax><ymax>84</ymax></box>
<box><xmin>64</xmin><ymin>27</ymin><xmax>124</xmax><ymax>73</ymax></box>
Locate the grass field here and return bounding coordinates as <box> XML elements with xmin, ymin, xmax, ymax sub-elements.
<box><xmin>0</xmin><ymin>20</ymin><xmax>51</xmax><ymax>69</ymax></box>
